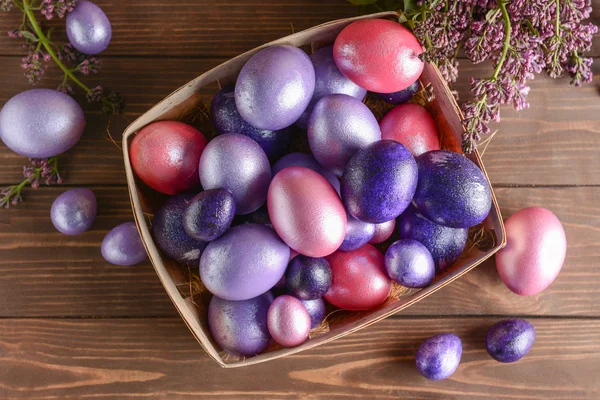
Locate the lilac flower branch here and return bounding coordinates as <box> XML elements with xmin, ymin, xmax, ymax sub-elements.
<box><xmin>0</xmin><ymin>157</ymin><xmax>62</xmax><ymax>208</ymax></box>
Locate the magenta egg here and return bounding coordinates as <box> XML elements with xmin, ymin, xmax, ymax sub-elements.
<box><xmin>267</xmin><ymin>295</ymin><xmax>311</xmax><ymax>347</ymax></box>
<box><xmin>66</xmin><ymin>0</ymin><xmax>112</xmax><ymax>55</ymax></box>
<box><xmin>51</xmin><ymin>188</ymin><xmax>97</xmax><ymax>235</ymax></box>
<box><xmin>268</xmin><ymin>167</ymin><xmax>346</xmax><ymax>257</ymax></box>
<box><xmin>380</xmin><ymin>104</ymin><xmax>440</xmax><ymax>156</ymax></box>
<box><xmin>369</xmin><ymin>219</ymin><xmax>396</xmax><ymax>244</ymax></box>
<box><xmin>496</xmin><ymin>207</ymin><xmax>567</xmax><ymax>296</ymax></box>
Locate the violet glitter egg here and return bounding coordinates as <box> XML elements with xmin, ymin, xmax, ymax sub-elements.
<box><xmin>341</xmin><ymin>140</ymin><xmax>417</xmax><ymax>224</ymax></box>
<box><xmin>0</xmin><ymin>89</ymin><xmax>85</xmax><ymax>158</ymax></box>
<box><xmin>486</xmin><ymin>319</ymin><xmax>535</xmax><ymax>363</ymax></box>
<box><xmin>339</xmin><ymin>211</ymin><xmax>376</xmax><ymax>251</ymax></box>
<box><xmin>272</xmin><ymin>152</ymin><xmax>340</xmax><ymax>194</ymax></box>
<box><xmin>414</xmin><ymin>150</ymin><xmax>492</xmax><ymax>228</ymax></box>
<box><xmin>369</xmin><ymin>219</ymin><xmax>396</xmax><ymax>244</ymax></box>
<box><xmin>152</xmin><ymin>194</ymin><xmax>207</xmax><ymax>265</ymax></box>
<box><xmin>308</xmin><ymin>94</ymin><xmax>381</xmax><ymax>176</ymax></box>
<box><xmin>398</xmin><ymin>204</ymin><xmax>468</xmax><ymax>272</ymax></box>
<box><xmin>101</xmin><ymin>222</ymin><xmax>147</xmax><ymax>266</ymax></box>
<box><xmin>183</xmin><ymin>189</ymin><xmax>235</xmax><ymax>242</ymax></box>
<box><xmin>235</xmin><ymin>45</ymin><xmax>315</xmax><ymax>130</ymax></box>
<box><xmin>267</xmin><ymin>295</ymin><xmax>311</xmax><ymax>347</ymax></box>
<box><xmin>200</xmin><ymin>224</ymin><xmax>290</xmax><ymax>301</ymax></box>
<box><xmin>385</xmin><ymin>239</ymin><xmax>435</xmax><ymax>288</ymax></box>
<box><xmin>300</xmin><ymin>298</ymin><xmax>326</xmax><ymax>329</ymax></box>
<box><xmin>379</xmin><ymin>80</ymin><xmax>419</xmax><ymax>105</ymax></box>
<box><xmin>416</xmin><ymin>333</ymin><xmax>462</xmax><ymax>380</ymax></box>
<box><xmin>50</xmin><ymin>188</ymin><xmax>97</xmax><ymax>236</ymax></box>
<box><xmin>66</xmin><ymin>0</ymin><xmax>112</xmax><ymax>55</ymax></box>
<box><xmin>199</xmin><ymin>133</ymin><xmax>271</xmax><ymax>215</ymax></box>
<box><xmin>208</xmin><ymin>292</ymin><xmax>273</xmax><ymax>357</ymax></box>
<box><xmin>286</xmin><ymin>255</ymin><xmax>332</xmax><ymax>300</ymax></box>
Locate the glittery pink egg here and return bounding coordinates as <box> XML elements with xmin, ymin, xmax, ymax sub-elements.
<box><xmin>267</xmin><ymin>295</ymin><xmax>311</xmax><ymax>347</ymax></box>
<box><xmin>380</xmin><ymin>104</ymin><xmax>440</xmax><ymax>156</ymax></box>
<box><xmin>369</xmin><ymin>219</ymin><xmax>396</xmax><ymax>244</ymax></box>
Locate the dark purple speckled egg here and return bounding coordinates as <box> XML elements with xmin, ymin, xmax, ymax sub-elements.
<box><xmin>183</xmin><ymin>189</ymin><xmax>235</xmax><ymax>242</ymax></box>
<box><xmin>272</xmin><ymin>152</ymin><xmax>340</xmax><ymax>194</ymax></box>
<box><xmin>416</xmin><ymin>333</ymin><xmax>462</xmax><ymax>380</ymax></box>
<box><xmin>339</xmin><ymin>211</ymin><xmax>376</xmax><ymax>251</ymax></box>
<box><xmin>379</xmin><ymin>80</ymin><xmax>419</xmax><ymax>105</ymax></box>
<box><xmin>486</xmin><ymin>319</ymin><xmax>535</xmax><ymax>363</ymax></box>
<box><xmin>299</xmin><ymin>297</ymin><xmax>326</xmax><ymax>329</ymax></box>
<box><xmin>286</xmin><ymin>255</ymin><xmax>332</xmax><ymax>300</ymax></box>
<box><xmin>385</xmin><ymin>239</ymin><xmax>435</xmax><ymax>288</ymax></box>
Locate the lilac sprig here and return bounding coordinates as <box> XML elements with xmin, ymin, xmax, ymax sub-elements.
<box><xmin>0</xmin><ymin>157</ymin><xmax>62</xmax><ymax>208</ymax></box>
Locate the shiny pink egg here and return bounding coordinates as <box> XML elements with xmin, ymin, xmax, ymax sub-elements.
<box><xmin>380</xmin><ymin>104</ymin><xmax>440</xmax><ymax>156</ymax></box>
<box><xmin>267</xmin><ymin>295</ymin><xmax>311</xmax><ymax>347</ymax></box>
<box><xmin>268</xmin><ymin>167</ymin><xmax>346</xmax><ymax>257</ymax></box>
<box><xmin>369</xmin><ymin>219</ymin><xmax>396</xmax><ymax>244</ymax></box>
<box><xmin>325</xmin><ymin>244</ymin><xmax>391</xmax><ymax>310</ymax></box>
<box><xmin>496</xmin><ymin>207</ymin><xmax>567</xmax><ymax>296</ymax></box>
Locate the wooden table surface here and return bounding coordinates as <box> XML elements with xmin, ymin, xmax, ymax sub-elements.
<box><xmin>1</xmin><ymin>1</ymin><xmax>599</xmax><ymax>399</ymax></box>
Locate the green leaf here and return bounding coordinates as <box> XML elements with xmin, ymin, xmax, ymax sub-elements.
<box><xmin>347</xmin><ymin>0</ymin><xmax>378</xmax><ymax>5</ymax></box>
<box><xmin>403</xmin><ymin>0</ymin><xmax>419</xmax><ymax>12</ymax></box>
<box><xmin>20</xmin><ymin>31</ymin><xmax>38</xmax><ymax>42</ymax></box>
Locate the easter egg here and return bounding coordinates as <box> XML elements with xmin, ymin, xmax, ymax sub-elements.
<box><xmin>369</xmin><ymin>219</ymin><xmax>396</xmax><ymax>244</ymax></box>
<box><xmin>272</xmin><ymin>152</ymin><xmax>340</xmax><ymax>194</ymax></box>
<box><xmin>268</xmin><ymin>167</ymin><xmax>346</xmax><ymax>257</ymax></box>
<box><xmin>286</xmin><ymin>255</ymin><xmax>332</xmax><ymax>300</ymax></box>
<box><xmin>341</xmin><ymin>140</ymin><xmax>417</xmax><ymax>224</ymax></box>
<box><xmin>183</xmin><ymin>189</ymin><xmax>235</xmax><ymax>242</ymax></box>
<box><xmin>199</xmin><ymin>133</ymin><xmax>271</xmax><ymax>215</ymax></box>
<box><xmin>296</xmin><ymin>45</ymin><xmax>367</xmax><ymax>129</ymax></box>
<box><xmin>339</xmin><ymin>211</ymin><xmax>376</xmax><ymax>251</ymax></box>
<box><xmin>208</xmin><ymin>292</ymin><xmax>273</xmax><ymax>357</ymax></box>
<box><xmin>486</xmin><ymin>319</ymin><xmax>535</xmax><ymax>363</ymax></box>
<box><xmin>130</xmin><ymin>121</ymin><xmax>207</xmax><ymax>195</ymax></box>
<box><xmin>379</xmin><ymin>80</ymin><xmax>419</xmax><ymax>104</ymax></box>
<box><xmin>398</xmin><ymin>204</ymin><xmax>468</xmax><ymax>272</ymax></box>
<box><xmin>152</xmin><ymin>194</ymin><xmax>207</xmax><ymax>264</ymax></box>
<box><xmin>0</xmin><ymin>89</ymin><xmax>85</xmax><ymax>158</ymax></box>
<box><xmin>414</xmin><ymin>150</ymin><xmax>492</xmax><ymax>228</ymax></box>
<box><xmin>236</xmin><ymin>205</ymin><xmax>272</xmax><ymax>227</ymax></box>
<box><xmin>300</xmin><ymin>298</ymin><xmax>326</xmax><ymax>329</ymax></box>
<box><xmin>66</xmin><ymin>0</ymin><xmax>112</xmax><ymax>54</ymax></box>
<box><xmin>380</xmin><ymin>104</ymin><xmax>440</xmax><ymax>156</ymax></box>
<box><xmin>51</xmin><ymin>188</ymin><xmax>97</xmax><ymax>235</ymax></box>
<box><xmin>267</xmin><ymin>295</ymin><xmax>311</xmax><ymax>347</ymax></box>
<box><xmin>200</xmin><ymin>224</ymin><xmax>290</xmax><ymax>301</ymax></box>
<box><xmin>416</xmin><ymin>333</ymin><xmax>462</xmax><ymax>380</ymax></box>
<box><xmin>235</xmin><ymin>45</ymin><xmax>315</xmax><ymax>130</ymax></box>
<box><xmin>385</xmin><ymin>239</ymin><xmax>435</xmax><ymax>288</ymax></box>
<box><xmin>333</xmin><ymin>19</ymin><xmax>423</xmax><ymax>93</ymax></box>
<box><xmin>308</xmin><ymin>94</ymin><xmax>381</xmax><ymax>176</ymax></box>
<box><xmin>495</xmin><ymin>207</ymin><xmax>567</xmax><ymax>296</ymax></box>
<box><xmin>325</xmin><ymin>244</ymin><xmax>391</xmax><ymax>310</ymax></box>
<box><xmin>101</xmin><ymin>222</ymin><xmax>147</xmax><ymax>266</ymax></box>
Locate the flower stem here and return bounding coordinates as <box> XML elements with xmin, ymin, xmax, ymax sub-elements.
<box><xmin>492</xmin><ymin>0</ymin><xmax>511</xmax><ymax>80</ymax></box>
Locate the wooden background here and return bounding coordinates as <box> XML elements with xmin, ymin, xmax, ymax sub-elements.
<box><xmin>0</xmin><ymin>1</ymin><xmax>599</xmax><ymax>398</ymax></box>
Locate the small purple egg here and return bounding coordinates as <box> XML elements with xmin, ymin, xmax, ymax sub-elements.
<box><xmin>339</xmin><ymin>212</ymin><xmax>376</xmax><ymax>251</ymax></box>
<box><xmin>235</xmin><ymin>204</ymin><xmax>273</xmax><ymax>227</ymax></box>
<box><xmin>369</xmin><ymin>219</ymin><xmax>396</xmax><ymax>244</ymax></box>
<box><xmin>385</xmin><ymin>239</ymin><xmax>435</xmax><ymax>288</ymax></box>
<box><xmin>272</xmin><ymin>152</ymin><xmax>340</xmax><ymax>194</ymax></box>
<box><xmin>101</xmin><ymin>222</ymin><xmax>147</xmax><ymax>266</ymax></box>
<box><xmin>486</xmin><ymin>319</ymin><xmax>535</xmax><ymax>363</ymax></box>
<box><xmin>211</xmin><ymin>86</ymin><xmax>291</xmax><ymax>158</ymax></box>
<box><xmin>0</xmin><ymin>89</ymin><xmax>85</xmax><ymax>158</ymax></box>
<box><xmin>414</xmin><ymin>150</ymin><xmax>492</xmax><ymax>228</ymax></box>
<box><xmin>267</xmin><ymin>295</ymin><xmax>311</xmax><ymax>347</ymax></box>
<box><xmin>296</xmin><ymin>46</ymin><xmax>367</xmax><ymax>129</ymax></box>
<box><xmin>416</xmin><ymin>333</ymin><xmax>462</xmax><ymax>380</ymax></box>
<box><xmin>286</xmin><ymin>255</ymin><xmax>332</xmax><ymax>300</ymax></box>
<box><xmin>208</xmin><ymin>292</ymin><xmax>273</xmax><ymax>357</ymax></box>
<box><xmin>183</xmin><ymin>189</ymin><xmax>235</xmax><ymax>242</ymax></box>
<box><xmin>235</xmin><ymin>45</ymin><xmax>315</xmax><ymax>130</ymax></box>
<box><xmin>379</xmin><ymin>80</ymin><xmax>419</xmax><ymax>105</ymax></box>
<box><xmin>51</xmin><ymin>188</ymin><xmax>97</xmax><ymax>235</ymax></box>
<box><xmin>66</xmin><ymin>0</ymin><xmax>112</xmax><ymax>55</ymax></box>
<box><xmin>200</xmin><ymin>224</ymin><xmax>290</xmax><ymax>301</ymax></box>
<box><xmin>152</xmin><ymin>194</ymin><xmax>207</xmax><ymax>264</ymax></box>
<box><xmin>342</xmin><ymin>140</ymin><xmax>417</xmax><ymax>224</ymax></box>
<box><xmin>199</xmin><ymin>133</ymin><xmax>271</xmax><ymax>215</ymax></box>
<box><xmin>299</xmin><ymin>298</ymin><xmax>326</xmax><ymax>329</ymax></box>
<box><xmin>398</xmin><ymin>204</ymin><xmax>468</xmax><ymax>272</ymax></box>
<box><xmin>308</xmin><ymin>94</ymin><xmax>381</xmax><ymax>176</ymax></box>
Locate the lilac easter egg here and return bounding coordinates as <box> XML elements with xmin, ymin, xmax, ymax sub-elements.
<box><xmin>296</xmin><ymin>46</ymin><xmax>367</xmax><ymax>129</ymax></box>
<box><xmin>339</xmin><ymin>211</ymin><xmax>376</xmax><ymax>251</ymax></box>
<box><xmin>272</xmin><ymin>152</ymin><xmax>340</xmax><ymax>194</ymax></box>
<box><xmin>414</xmin><ymin>150</ymin><xmax>492</xmax><ymax>228</ymax></box>
<box><xmin>398</xmin><ymin>204</ymin><xmax>468</xmax><ymax>272</ymax></box>
<box><xmin>183</xmin><ymin>189</ymin><xmax>235</xmax><ymax>242</ymax></box>
<box><xmin>200</xmin><ymin>224</ymin><xmax>290</xmax><ymax>301</ymax></box>
<box><xmin>486</xmin><ymin>319</ymin><xmax>535</xmax><ymax>363</ymax></box>
<box><xmin>152</xmin><ymin>194</ymin><xmax>207</xmax><ymax>264</ymax></box>
<box><xmin>341</xmin><ymin>140</ymin><xmax>417</xmax><ymax>224</ymax></box>
<box><xmin>369</xmin><ymin>219</ymin><xmax>396</xmax><ymax>244</ymax></box>
<box><xmin>416</xmin><ymin>333</ymin><xmax>462</xmax><ymax>380</ymax></box>
<box><xmin>211</xmin><ymin>86</ymin><xmax>291</xmax><ymax>158</ymax></box>
<box><xmin>308</xmin><ymin>94</ymin><xmax>381</xmax><ymax>176</ymax></box>
<box><xmin>286</xmin><ymin>255</ymin><xmax>332</xmax><ymax>300</ymax></box>
<box><xmin>496</xmin><ymin>207</ymin><xmax>567</xmax><ymax>296</ymax></box>
<box><xmin>101</xmin><ymin>222</ymin><xmax>147</xmax><ymax>266</ymax></box>
<box><xmin>385</xmin><ymin>239</ymin><xmax>435</xmax><ymax>288</ymax></box>
<box><xmin>0</xmin><ymin>89</ymin><xmax>85</xmax><ymax>158</ymax></box>
<box><xmin>235</xmin><ymin>45</ymin><xmax>315</xmax><ymax>130</ymax></box>
<box><xmin>51</xmin><ymin>188</ymin><xmax>97</xmax><ymax>235</ymax></box>
<box><xmin>379</xmin><ymin>80</ymin><xmax>419</xmax><ymax>104</ymax></box>
<box><xmin>199</xmin><ymin>133</ymin><xmax>271</xmax><ymax>215</ymax></box>
<box><xmin>300</xmin><ymin>298</ymin><xmax>326</xmax><ymax>329</ymax></box>
<box><xmin>66</xmin><ymin>0</ymin><xmax>112</xmax><ymax>55</ymax></box>
<box><xmin>208</xmin><ymin>292</ymin><xmax>273</xmax><ymax>357</ymax></box>
<box><xmin>267</xmin><ymin>295</ymin><xmax>311</xmax><ymax>347</ymax></box>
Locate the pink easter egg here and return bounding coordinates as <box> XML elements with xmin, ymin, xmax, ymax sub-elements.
<box><xmin>369</xmin><ymin>219</ymin><xmax>396</xmax><ymax>244</ymax></box>
<box><xmin>380</xmin><ymin>104</ymin><xmax>440</xmax><ymax>156</ymax></box>
<box><xmin>267</xmin><ymin>295</ymin><xmax>311</xmax><ymax>347</ymax></box>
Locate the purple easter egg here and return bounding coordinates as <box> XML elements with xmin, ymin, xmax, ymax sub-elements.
<box><xmin>379</xmin><ymin>80</ymin><xmax>419</xmax><ymax>104</ymax></box>
<box><xmin>286</xmin><ymin>255</ymin><xmax>332</xmax><ymax>300</ymax></box>
<box><xmin>486</xmin><ymin>319</ymin><xmax>535</xmax><ymax>363</ymax></box>
<box><xmin>369</xmin><ymin>219</ymin><xmax>396</xmax><ymax>244</ymax></box>
<box><xmin>235</xmin><ymin>45</ymin><xmax>315</xmax><ymax>130</ymax></box>
<box><xmin>200</xmin><ymin>224</ymin><xmax>290</xmax><ymax>301</ymax></box>
<box><xmin>341</xmin><ymin>140</ymin><xmax>417</xmax><ymax>224</ymax></box>
<box><xmin>416</xmin><ymin>333</ymin><xmax>462</xmax><ymax>380</ymax></box>
<box><xmin>398</xmin><ymin>204</ymin><xmax>468</xmax><ymax>272</ymax></box>
<box><xmin>385</xmin><ymin>239</ymin><xmax>435</xmax><ymax>288</ymax></box>
<box><xmin>66</xmin><ymin>0</ymin><xmax>112</xmax><ymax>55</ymax></box>
<box><xmin>152</xmin><ymin>194</ymin><xmax>207</xmax><ymax>264</ymax></box>
<box><xmin>267</xmin><ymin>295</ymin><xmax>311</xmax><ymax>347</ymax></box>
<box><xmin>183</xmin><ymin>189</ymin><xmax>235</xmax><ymax>242</ymax></box>
<box><xmin>199</xmin><ymin>133</ymin><xmax>271</xmax><ymax>215</ymax></box>
<box><xmin>300</xmin><ymin>298</ymin><xmax>326</xmax><ymax>329</ymax></box>
<box><xmin>308</xmin><ymin>94</ymin><xmax>381</xmax><ymax>176</ymax></box>
<box><xmin>339</xmin><ymin>211</ymin><xmax>376</xmax><ymax>251</ymax></box>
<box><xmin>414</xmin><ymin>150</ymin><xmax>492</xmax><ymax>228</ymax></box>
<box><xmin>51</xmin><ymin>188</ymin><xmax>97</xmax><ymax>235</ymax></box>
<box><xmin>296</xmin><ymin>46</ymin><xmax>367</xmax><ymax>129</ymax></box>
<box><xmin>208</xmin><ymin>292</ymin><xmax>273</xmax><ymax>357</ymax></box>
<box><xmin>272</xmin><ymin>152</ymin><xmax>340</xmax><ymax>194</ymax></box>
<box><xmin>211</xmin><ymin>86</ymin><xmax>291</xmax><ymax>158</ymax></box>
<box><xmin>0</xmin><ymin>89</ymin><xmax>85</xmax><ymax>158</ymax></box>
<box><xmin>101</xmin><ymin>222</ymin><xmax>147</xmax><ymax>266</ymax></box>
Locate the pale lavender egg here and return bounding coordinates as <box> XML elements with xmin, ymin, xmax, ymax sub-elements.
<box><xmin>51</xmin><ymin>188</ymin><xmax>97</xmax><ymax>235</ymax></box>
<box><xmin>339</xmin><ymin>211</ymin><xmax>376</xmax><ymax>251</ymax></box>
<box><xmin>0</xmin><ymin>89</ymin><xmax>85</xmax><ymax>158</ymax></box>
<box><xmin>299</xmin><ymin>298</ymin><xmax>326</xmax><ymax>329</ymax></box>
<box><xmin>272</xmin><ymin>152</ymin><xmax>340</xmax><ymax>194</ymax></box>
<box><xmin>66</xmin><ymin>0</ymin><xmax>112</xmax><ymax>55</ymax></box>
<box><xmin>267</xmin><ymin>295</ymin><xmax>311</xmax><ymax>347</ymax></box>
<box><xmin>385</xmin><ymin>239</ymin><xmax>435</xmax><ymax>288</ymax></box>
<box><xmin>101</xmin><ymin>222</ymin><xmax>147</xmax><ymax>266</ymax></box>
